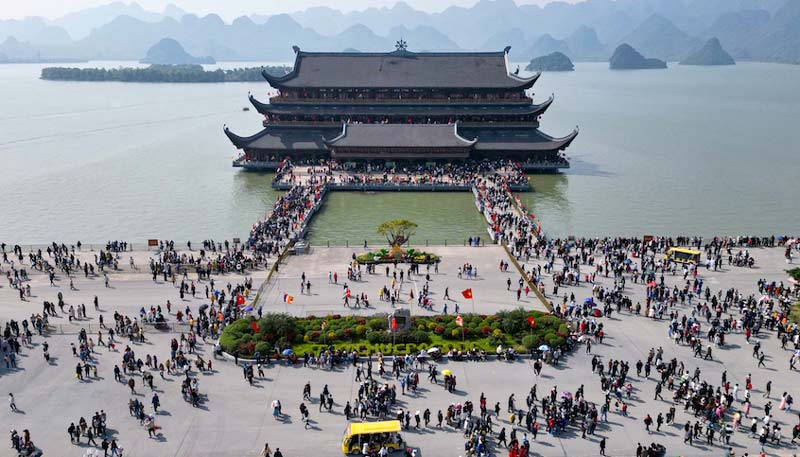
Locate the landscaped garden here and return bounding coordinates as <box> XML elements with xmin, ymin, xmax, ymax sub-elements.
<box><xmin>355</xmin><ymin>247</ymin><xmax>440</xmax><ymax>265</ymax></box>
<box><xmin>219</xmin><ymin>308</ymin><xmax>570</xmax><ymax>358</ymax></box>
<box><xmin>355</xmin><ymin>218</ymin><xmax>439</xmax><ymax>264</ymax></box>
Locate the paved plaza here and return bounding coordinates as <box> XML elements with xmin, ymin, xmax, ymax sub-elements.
<box><xmin>262</xmin><ymin>245</ymin><xmax>548</xmax><ymax>317</ymax></box>
<box><xmin>1</xmin><ymin>245</ymin><xmax>799</xmax><ymax>457</ymax></box>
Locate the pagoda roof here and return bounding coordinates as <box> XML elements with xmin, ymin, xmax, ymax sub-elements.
<box><xmin>460</xmin><ymin>125</ymin><xmax>579</xmax><ymax>152</ymax></box>
<box><xmin>224</xmin><ymin>124</ymin><xmax>338</xmax><ymax>151</ymax></box>
<box><xmin>262</xmin><ymin>47</ymin><xmax>539</xmax><ymax>89</ymax></box>
<box><xmin>249</xmin><ymin>94</ymin><xmax>554</xmax><ymax>117</ymax></box>
<box><xmin>325</xmin><ymin>123</ymin><xmax>477</xmax><ymax>149</ymax></box>
<box><xmin>225</xmin><ymin>123</ymin><xmax>578</xmax><ymax>153</ymax></box>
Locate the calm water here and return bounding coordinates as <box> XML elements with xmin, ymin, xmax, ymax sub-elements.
<box><xmin>0</xmin><ymin>61</ymin><xmax>798</xmax><ymax>244</ymax></box>
<box><xmin>307</xmin><ymin>192</ymin><xmax>487</xmax><ymax>245</ymax></box>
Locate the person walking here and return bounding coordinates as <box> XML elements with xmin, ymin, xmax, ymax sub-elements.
<box><xmin>599</xmin><ymin>437</ymin><xmax>607</xmax><ymax>456</ymax></box>
<box><xmin>261</xmin><ymin>443</ymin><xmax>272</xmax><ymax>457</ymax></box>
<box><xmin>9</xmin><ymin>393</ymin><xmax>17</xmax><ymax>412</ymax></box>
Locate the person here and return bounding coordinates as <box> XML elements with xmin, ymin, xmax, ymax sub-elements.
<box><xmin>273</xmin><ymin>449</ymin><xmax>283</xmax><ymax>457</ymax></box>
<box><xmin>600</xmin><ymin>437</ymin><xmax>606</xmax><ymax>456</ymax></box>
<box><xmin>261</xmin><ymin>443</ymin><xmax>272</xmax><ymax>457</ymax></box>
<box><xmin>9</xmin><ymin>393</ymin><xmax>17</xmax><ymax>412</ymax></box>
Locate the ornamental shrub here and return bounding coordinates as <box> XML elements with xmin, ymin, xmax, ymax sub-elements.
<box><xmin>355</xmin><ymin>325</ymin><xmax>367</xmax><ymax>336</ymax></box>
<box><xmin>434</xmin><ymin>325</ymin><xmax>445</xmax><ymax>335</ymax></box>
<box><xmin>413</xmin><ymin>331</ymin><xmax>431</xmax><ymax>344</ymax></box>
<box><xmin>521</xmin><ymin>334</ymin><xmax>540</xmax><ymax>350</ymax></box>
<box><xmin>487</xmin><ymin>334</ymin><xmax>504</xmax><ymax>347</ymax></box>
<box><xmin>255</xmin><ymin>342</ymin><xmax>271</xmax><ymax>355</ymax></box>
<box><xmin>368</xmin><ymin>318</ymin><xmax>387</xmax><ymax>331</ymax></box>
<box><xmin>367</xmin><ymin>331</ymin><xmax>388</xmax><ymax>344</ymax></box>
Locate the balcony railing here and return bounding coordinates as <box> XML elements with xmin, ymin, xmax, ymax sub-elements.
<box><xmin>269</xmin><ymin>97</ymin><xmax>533</xmax><ymax>105</ymax></box>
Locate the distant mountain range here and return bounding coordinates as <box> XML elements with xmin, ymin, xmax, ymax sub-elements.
<box><xmin>0</xmin><ymin>0</ymin><xmax>798</xmax><ymax>65</ymax></box>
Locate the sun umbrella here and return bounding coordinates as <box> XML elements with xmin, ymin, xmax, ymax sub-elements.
<box><xmin>244</xmin><ymin>306</ymin><xmax>254</xmax><ymax>312</ymax></box>
<box><xmin>584</xmin><ymin>297</ymin><xmax>594</xmax><ymax>304</ymax></box>
<box><xmin>198</xmin><ymin>304</ymin><xmax>209</xmax><ymax>312</ymax></box>
<box><xmin>624</xmin><ymin>259</ymin><xmax>632</xmax><ymax>265</ymax></box>
<box><xmin>282</xmin><ymin>348</ymin><xmax>293</xmax><ymax>356</ymax></box>
<box><xmin>647</xmin><ymin>281</ymin><xmax>657</xmax><ymax>287</ymax></box>
<box><xmin>427</xmin><ymin>347</ymin><xmax>440</xmax><ymax>353</ymax></box>
<box><xmin>538</xmin><ymin>345</ymin><xmax>550</xmax><ymax>352</ymax></box>
<box><xmin>442</xmin><ymin>369</ymin><xmax>452</xmax><ymax>376</ymax></box>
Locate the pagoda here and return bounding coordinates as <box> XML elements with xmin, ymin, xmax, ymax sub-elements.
<box><xmin>224</xmin><ymin>42</ymin><xmax>577</xmax><ymax>170</ymax></box>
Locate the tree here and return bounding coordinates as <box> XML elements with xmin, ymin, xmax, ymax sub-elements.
<box><xmin>377</xmin><ymin>219</ymin><xmax>418</xmax><ymax>247</ymax></box>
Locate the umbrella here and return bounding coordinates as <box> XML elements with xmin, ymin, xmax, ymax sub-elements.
<box><xmin>442</xmin><ymin>369</ymin><xmax>452</xmax><ymax>376</ymax></box>
<box><xmin>427</xmin><ymin>347</ymin><xmax>440</xmax><ymax>353</ymax></box>
<box><xmin>244</xmin><ymin>306</ymin><xmax>254</xmax><ymax>313</ymax></box>
<box><xmin>624</xmin><ymin>259</ymin><xmax>632</xmax><ymax>265</ymax></box>
<box><xmin>578</xmin><ymin>335</ymin><xmax>592</xmax><ymax>342</ymax></box>
<box><xmin>198</xmin><ymin>304</ymin><xmax>209</xmax><ymax>312</ymax></box>
<box><xmin>282</xmin><ymin>349</ymin><xmax>293</xmax><ymax>356</ymax></box>
<box><xmin>561</xmin><ymin>391</ymin><xmax>573</xmax><ymax>399</ymax></box>
<box><xmin>647</xmin><ymin>281</ymin><xmax>657</xmax><ymax>287</ymax></box>
<box><xmin>584</xmin><ymin>297</ymin><xmax>594</xmax><ymax>304</ymax></box>
<box><xmin>538</xmin><ymin>345</ymin><xmax>550</xmax><ymax>352</ymax></box>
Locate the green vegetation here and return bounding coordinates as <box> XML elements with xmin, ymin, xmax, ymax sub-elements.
<box><xmin>377</xmin><ymin>219</ymin><xmax>418</xmax><ymax>246</ymax></box>
<box><xmin>40</xmin><ymin>64</ymin><xmax>290</xmax><ymax>83</ymax></box>
<box><xmin>786</xmin><ymin>268</ymin><xmax>800</xmax><ymax>281</ymax></box>
<box><xmin>220</xmin><ymin>308</ymin><xmax>570</xmax><ymax>357</ymax></box>
<box><xmin>790</xmin><ymin>303</ymin><xmax>800</xmax><ymax>325</ymax></box>
<box><xmin>356</xmin><ymin>248</ymin><xmax>439</xmax><ymax>265</ymax></box>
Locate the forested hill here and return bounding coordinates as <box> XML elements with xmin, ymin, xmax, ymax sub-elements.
<box><xmin>40</xmin><ymin>64</ymin><xmax>289</xmax><ymax>83</ymax></box>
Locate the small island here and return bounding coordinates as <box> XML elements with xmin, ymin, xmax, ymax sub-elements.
<box><xmin>680</xmin><ymin>37</ymin><xmax>735</xmax><ymax>66</ymax></box>
<box><xmin>40</xmin><ymin>65</ymin><xmax>290</xmax><ymax>83</ymax></box>
<box><xmin>525</xmin><ymin>52</ymin><xmax>574</xmax><ymax>72</ymax></box>
<box><xmin>609</xmin><ymin>43</ymin><xmax>667</xmax><ymax>70</ymax></box>
<box><xmin>140</xmin><ymin>38</ymin><xmax>215</xmax><ymax>65</ymax></box>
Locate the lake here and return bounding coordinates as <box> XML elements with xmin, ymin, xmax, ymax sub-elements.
<box><xmin>0</xmin><ymin>61</ymin><xmax>798</xmax><ymax>244</ymax></box>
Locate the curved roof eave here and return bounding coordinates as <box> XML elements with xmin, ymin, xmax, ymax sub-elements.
<box><xmin>322</xmin><ymin>123</ymin><xmax>348</xmax><ymax>146</ymax></box>
<box><xmin>249</xmin><ymin>93</ymin><xmax>270</xmax><ymax>114</ymax></box>
<box><xmin>508</xmin><ymin>71</ymin><xmax>540</xmax><ymax>89</ymax></box>
<box><xmin>223</xmin><ymin>125</ymin><xmax>269</xmax><ymax>149</ymax></box>
<box><xmin>454</xmin><ymin>122</ymin><xmax>478</xmax><ymax>146</ymax></box>
<box><xmin>532</xmin><ymin>94</ymin><xmax>554</xmax><ymax>116</ymax></box>
<box><xmin>547</xmin><ymin>127</ymin><xmax>579</xmax><ymax>151</ymax></box>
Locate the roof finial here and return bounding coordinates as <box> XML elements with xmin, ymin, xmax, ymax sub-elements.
<box><xmin>395</xmin><ymin>38</ymin><xmax>408</xmax><ymax>51</ymax></box>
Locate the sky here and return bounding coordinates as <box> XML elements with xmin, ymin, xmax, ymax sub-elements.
<box><xmin>1</xmin><ymin>0</ymin><xmax>579</xmax><ymax>21</ymax></box>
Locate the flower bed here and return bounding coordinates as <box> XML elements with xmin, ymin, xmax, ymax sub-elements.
<box><xmin>355</xmin><ymin>248</ymin><xmax>440</xmax><ymax>265</ymax></box>
<box><xmin>220</xmin><ymin>308</ymin><xmax>570</xmax><ymax>357</ymax></box>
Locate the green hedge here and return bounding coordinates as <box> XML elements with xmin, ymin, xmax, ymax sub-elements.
<box><xmin>356</xmin><ymin>248</ymin><xmax>440</xmax><ymax>265</ymax></box>
<box><xmin>219</xmin><ymin>308</ymin><xmax>568</xmax><ymax>357</ymax></box>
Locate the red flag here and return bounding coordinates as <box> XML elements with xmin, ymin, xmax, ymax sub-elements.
<box><xmin>461</xmin><ymin>288</ymin><xmax>473</xmax><ymax>299</ymax></box>
<box><xmin>391</xmin><ymin>317</ymin><xmax>397</xmax><ymax>331</ymax></box>
<box><xmin>251</xmin><ymin>321</ymin><xmax>260</xmax><ymax>333</ymax></box>
<box><xmin>527</xmin><ymin>316</ymin><xmax>536</xmax><ymax>328</ymax></box>
<box><xmin>455</xmin><ymin>316</ymin><xmax>463</xmax><ymax>327</ymax></box>
<box><xmin>236</xmin><ymin>294</ymin><xmax>245</xmax><ymax>305</ymax></box>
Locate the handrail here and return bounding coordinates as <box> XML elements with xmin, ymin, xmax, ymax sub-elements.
<box><xmin>270</xmin><ymin>97</ymin><xmax>533</xmax><ymax>105</ymax></box>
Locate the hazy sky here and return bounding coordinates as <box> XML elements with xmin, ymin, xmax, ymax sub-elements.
<box><xmin>2</xmin><ymin>0</ymin><xmax>578</xmax><ymax>21</ymax></box>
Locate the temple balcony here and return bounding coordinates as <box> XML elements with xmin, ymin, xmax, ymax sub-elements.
<box><xmin>269</xmin><ymin>96</ymin><xmax>533</xmax><ymax>105</ymax></box>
